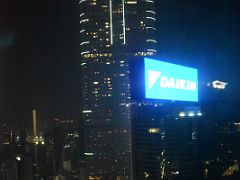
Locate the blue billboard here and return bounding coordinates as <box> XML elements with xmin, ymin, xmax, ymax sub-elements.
<box><xmin>144</xmin><ymin>58</ymin><xmax>198</xmax><ymax>102</ymax></box>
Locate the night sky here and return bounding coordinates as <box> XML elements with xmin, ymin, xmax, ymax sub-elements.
<box><xmin>0</xmin><ymin>0</ymin><xmax>239</xmax><ymax>127</ymax></box>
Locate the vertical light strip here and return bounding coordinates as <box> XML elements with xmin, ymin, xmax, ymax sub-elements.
<box><xmin>109</xmin><ymin>0</ymin><xmax>113</xmax><ymax>45</ymax></box>
<box><xmin>122</xmin><ymin>0</ymin><xmax>126</xmax><ymax>44</ymax></box>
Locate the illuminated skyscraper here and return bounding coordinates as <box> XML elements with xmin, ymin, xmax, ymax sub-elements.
<box><xmin>79</xmin><ymin>0</ymin><xmax>157</xmax><ymax>179</ymax></box>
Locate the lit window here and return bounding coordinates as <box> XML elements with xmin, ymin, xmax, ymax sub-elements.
<box><xmin>145</xmin><ymin>0</ymin><xmax>154</xmax><ymax>3</ymax></box>
<box><xmin>126</xmin><ymin>1</ymin><xmax>137</xmax><ymax>4</ymax></box>
<box><xmin>80</xmin><ymin>19</ymin><xmax>89</xmax><ymax>24</ymax></box>
<box><xmin>83</xmin><ymin>110</ymin><xmax>92</xmax><ymax>113</ymax></box>
<box><xmin>148</xmin><ymin>128</ymin><xmax>160</xmax><ymax>134</ymax></box>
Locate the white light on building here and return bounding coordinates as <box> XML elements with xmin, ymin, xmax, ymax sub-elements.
<box><xmin>212</xmin><ymin>80</ymin><xmax>228</xmax><ymax>89</ymax></box>
<box><xmin>188</xmin><ymin>112</ymin><xmax>195</xmax><ymax>117</ymax></box>
<box><xmin>16</xmin><ymin>156</ymin><xmax>21</xmax><ymax>161</ymax></box>
<box><xmin>179</xmin><ymin>112</ymin><xmax>185</xmax><ymax>117</ymax></box>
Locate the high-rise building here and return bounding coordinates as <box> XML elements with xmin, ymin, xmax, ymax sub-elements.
<box><xmin>79</xmin><ymin>0</ymin><xmax>157</xmax><ymax>179</ymax></box>
<box><xmin>130</xmin><ymin>76</ymin><xmax>240</xmax><ymax>179</ymax></box>
<box><xmin>132</xmin><ymin>102</ymin><xmax>202</xmax><ymax>180</ymax></box>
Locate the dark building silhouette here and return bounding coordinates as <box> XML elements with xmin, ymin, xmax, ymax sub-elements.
<box><xmin>132</xmin><ymin>102</ymin><xmax>202</xmax><ymax>179</ymax></box>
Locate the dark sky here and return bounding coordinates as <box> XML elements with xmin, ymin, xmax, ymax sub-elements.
<box><xmin>0</xmin><ymin>0</ymin><xmax>80</xmax><ymax>127</ymax></box>
<box><xmin>0</xmin><ymin>0</ymin><xmax>240</xmax><ymax>127</ymax></box>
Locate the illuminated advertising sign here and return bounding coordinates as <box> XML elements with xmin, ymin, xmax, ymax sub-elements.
<box><xmin>144</xmin><ymin>58</ymin><xmax>198</xmax><ymax>102</ymax></box>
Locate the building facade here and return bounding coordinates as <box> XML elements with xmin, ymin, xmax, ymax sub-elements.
<box><xmin>132</xmin><ymin>102</ymin><xmax>202</xmax><ymax>180</ymax></box>
<box><xmin>131</xmin><ymin>82</ymin><xmax>240</xmax><ymax>179</ymax></box>
<box><xmin>79</xmin><ymin>0</ymin><xmax>157</xmax><ymax>179</ymax></box>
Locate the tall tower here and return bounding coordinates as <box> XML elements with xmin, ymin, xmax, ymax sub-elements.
<box><xmin>79</xmin><ymin>0</ymin><xmax>157</xmax><ymax>179</ymax></box>
<box><xmin>32</xmin><ymin>109</ymin><xmax>37</xmax><ymax>138</ymax></box>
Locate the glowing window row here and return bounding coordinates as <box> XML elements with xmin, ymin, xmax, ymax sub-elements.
<box><xmin>134</xmin><ymin>51</ymin><xmax>155</xmax><ymax>56</ymax></box>
<box><xmin>82</xmin><ymin>53</ymin><xmax>112</xmax><ymax>58</ymax></box>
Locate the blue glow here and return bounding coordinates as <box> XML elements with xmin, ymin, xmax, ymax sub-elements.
<box><xmin>144</xmin><ymin>58</ymin><xmax>198</xmax><ymax>102</ymax></box>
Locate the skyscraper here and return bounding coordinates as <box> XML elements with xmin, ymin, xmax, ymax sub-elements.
<box><xmin>79</xmin><ymin>0</ymin><xmax>157</xmax><ymax>179</ymax></box>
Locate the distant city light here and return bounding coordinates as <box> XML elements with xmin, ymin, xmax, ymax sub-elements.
<box><xmin>42</xmin><ymin>141</ymin><xmax>45</xmax><ymax>145</ymax></box>
<box><xmin>197</xmin><ymin>112</ymin><xmax>202</xmax><ymax>116</ymax></box>
<box><xmin>212</xmin><ymin>80</ymin><xmax>228</xmax><ymax>89</ymax></box>
<box><xmin>64</xmin><ymin>144</ymin><xmax>70</xmax><ymax>148</ymax></box>
<box><xmin>144</xmin><ymin>172</ymin><xmax>150</xmax><ymax>178</ymax></box>
<box><xmin>84</xmin><ymin>153</ymin><xmax>94</xmax><ymax>156</ymax></box>
<box><xmin>35</xmin><ymin>141</ymin><xmax>39</xmax><ymax>145</ymax></box>
<box><xmin>16</xmin><ymin>156</ymin><xmax>21</xmax><ymax>161</ymax></box>
<box><xmin>234</xmin><ymin>122</ymin><xmax>240</xmax><ymax>126</ymax></box>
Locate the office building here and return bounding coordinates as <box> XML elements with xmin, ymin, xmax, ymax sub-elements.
<box><xmin>79</xmin><ymin>0</ymin><xmax>157</xmax><ymax>179</ymax></box>
<box><xmin>131</xmin><ymin>77</ymin><xmax>240</xmax><ymax>179</ymax></box>
<box><xmin>132</xmin><ymin>102</ymin><xmax>202</xmax><ymax>179</ymax></box>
